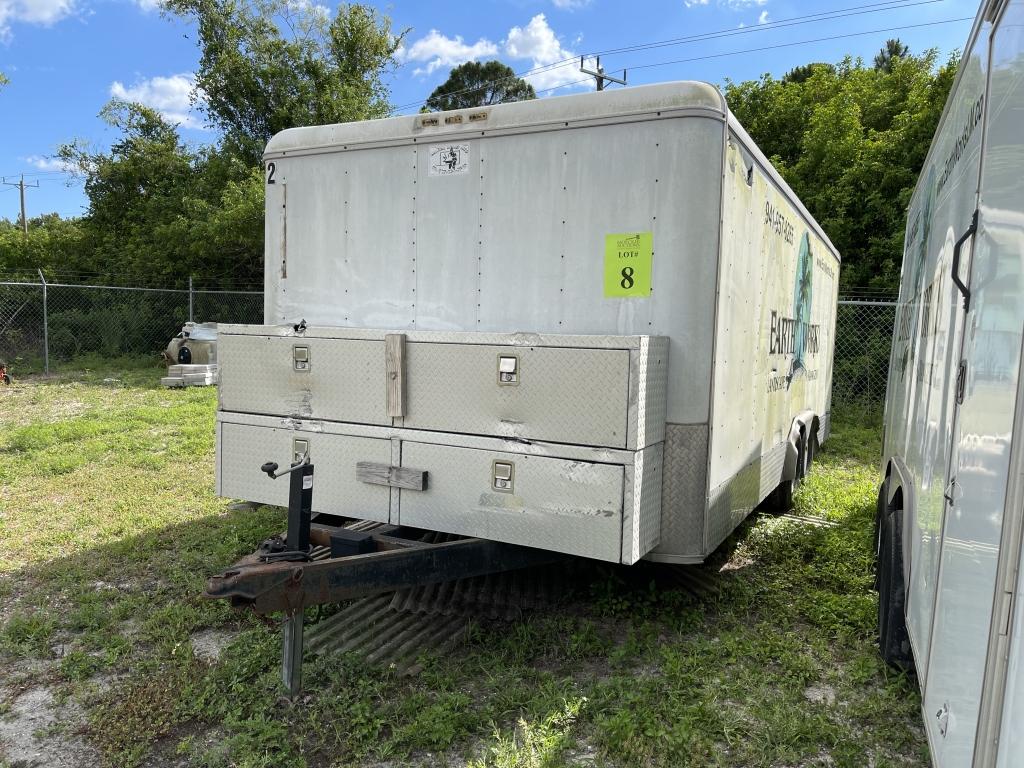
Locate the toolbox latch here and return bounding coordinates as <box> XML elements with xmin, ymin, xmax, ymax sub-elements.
<box><xmin>498</xmin><ymin>355</ymin><xmax>518</xmax><ymax>385</ymax></box>
<box><xmin>492</xmin><ymin>460</ymin><xmax>514</xmax><ymax>492</ymax></box>
<box><xmin>293</xmin><ymin>345</ymin><xmax>310</xmax><ymax>372</ymax></box>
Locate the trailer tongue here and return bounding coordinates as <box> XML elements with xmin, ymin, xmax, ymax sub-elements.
<box><xmin>204</xmin><ymin>453</ymin><xmax>561</xmax><ymax>694</ymax></box>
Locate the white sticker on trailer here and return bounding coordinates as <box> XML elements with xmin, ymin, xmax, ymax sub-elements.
<box><xmin>428</xmin><ymin>144</ymin><xmax>470</xmax><ymax>176</ymax></box>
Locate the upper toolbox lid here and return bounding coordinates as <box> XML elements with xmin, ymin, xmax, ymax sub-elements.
<box><xmin>218</xmin><ymin>326</ymin><xmax>668</xmax><ymax>450</ymax></box>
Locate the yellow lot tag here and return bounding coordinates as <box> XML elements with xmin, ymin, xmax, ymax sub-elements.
<box><xmin>604</xmin><ymin>232</ymin><xmax>653</xmax><ymax>298</ymax></box>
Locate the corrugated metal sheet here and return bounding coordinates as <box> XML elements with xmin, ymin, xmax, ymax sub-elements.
<box><xmin>305</xmin><ymin>543</ymin><xmax>721</xmax><ymax>674</ymax></box>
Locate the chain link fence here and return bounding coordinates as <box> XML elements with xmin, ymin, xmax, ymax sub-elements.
<box><xmin>832</xmin><ymin>295</ymin><xmax>898</xmax><ymax>408</ymax></box>
<box><xmin>0</xmin><ymin>278</ymin><xmax>262</xmax><ymax>373</ymax></box>
<box><xmin>1</xmin><ymin>277</ymin><xmax>897</xmax><ymax>406</ymax></box>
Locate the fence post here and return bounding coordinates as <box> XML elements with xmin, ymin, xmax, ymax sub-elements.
<box><xmin>37</xmin><ymin>268</ymin><xmax>49</xmax><ymax>375</ymax></box>
<box><xmin>189</xmin><ymin>276</ymin><xmax>194</xmax><ymax>322</ymax></box>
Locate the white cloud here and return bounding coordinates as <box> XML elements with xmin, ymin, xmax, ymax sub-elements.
<box><xmin>109</xmin><ymin>73</ymin><xmax>207</xmax><ymax>130</ymax></box>
<box><xmin>758</xmin><ymin>9</ymin><xmax>770</xmax><ymax>23</ymax></box>
<box><xmin>133</xmin><ymin>0</ymin><xmax>162</xmax><ymax>11</ymax></box>
<box><xmin>285</xmin><ymin>0</ymin><xmax>329</xmax><ymax>17</ymax></box>
<box><xmin>504</xmin><ymin>14</ymin><xmax>589</xmax><ymax>93</ymax></box>
<box><xmin>401</xmin><ymin>14</ymin><xmax>590</xmax><ymax>95</ymax></box>
<box><xmin>23</xmin><ymin>155</ymin><xmax>75</xmax><ymax>173</ymax></box>
<box><xmin>685</xmin><ymin>0</ymin><xmax>766</xmax><ymax>7</ymax></box>
<box><xmin>0</xmin><ymin>0</ymin><xmax>77</xmax><ymax>42</ymax></box>
<box><xmin>398</xmin><ymin>29</ymin><xmax>499</xmax><ymax>76</ymax></box>
<box><xmin>551</xmin><ymin>0</ymin><xmax>591</xmax><ymax>9</ymax></box>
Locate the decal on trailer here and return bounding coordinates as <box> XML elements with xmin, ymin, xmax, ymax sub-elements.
<box><xmin>766</xmin><ymin>230</ymin><xmax>822</xmax><ymax>393</ymax></box>
<box><xmin>603</xmin><ymin>232</ymin><xmax>653</xmax><ymax>298</ymax></box>
<box><xmin>428</xmin><ymin>144</ymin><xmax>470</xmax><ymax>176</ymax></box>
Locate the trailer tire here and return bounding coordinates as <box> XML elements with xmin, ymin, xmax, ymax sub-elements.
<box><xmin>806</xmin><ymin>432</ymin><xmax>818</xmax><ymax>468</ymax></box>
<box><xmin>1</xmin><ymin>374</ymin><xmax>9</xmax><ymax>385</ymax></box>
<box><xmin>766</xmin><ymin>432</ymin><xmax>806</xmax><ymax>512</ymax></box>
<box><xmin>877</xmin><ymin>503</ymin><xmax>914</xmax><ymax>671</ymax></box>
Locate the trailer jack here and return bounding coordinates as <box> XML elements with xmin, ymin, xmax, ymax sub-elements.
<box><xmin>205</xmin><ymin>457</ymin><xmax>561</xmax><ymax>695</ymax></box>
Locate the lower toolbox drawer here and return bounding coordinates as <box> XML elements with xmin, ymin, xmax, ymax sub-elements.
<box><xmin>399</xmin><ymin>441</ymin><xmax>624</xmax><ymax>561</ymax></box>
<box><xmin>218</xmin><ymin>422</ymin><xmax>392</xmax><ymax>522</ymax></box>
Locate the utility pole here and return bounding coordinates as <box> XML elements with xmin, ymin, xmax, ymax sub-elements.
<box><xmin>579</xmin><ymin>56</ymin><xmax>627</xmax><ymax>92</ymax></box>
<box><xmin>1</xmin><ymin>175</ymin><xmax>40</xmax><ymax>235</ymax></box>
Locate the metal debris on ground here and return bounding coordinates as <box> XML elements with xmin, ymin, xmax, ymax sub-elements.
<box><xmin>161</xmin><ymin>363</ymin><xmax>219</xmax><ymax>387</ymax></box>
<box><xmin>762</xmin><ymin>512</ymin><xmax>840</xmax><ymax>528</ymax></box>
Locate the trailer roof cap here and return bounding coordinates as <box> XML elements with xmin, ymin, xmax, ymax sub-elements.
<box><xmin>264</xmin><ymin>81</ymin><xmax>727</xmax><ymax>158</ymax></box>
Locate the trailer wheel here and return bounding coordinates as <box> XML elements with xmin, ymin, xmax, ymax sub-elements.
<box><xmin>805</xmin><ymin>432</ymin><xmax>818</xmax><ymax>469</ymax></box>
<box><xmin>1</xmin><ymin>374</ymin><xmax>9</xmax><ymax>385</ymax></box>
<box><xmin>766</xmin><ymin>432</ymin><xmax>806</xmax><ymax>511</ymax></box>
<box><xmin>877</xmin><ymin>501</ymin><xmax>914</xmax><ymax>671</ymax></box>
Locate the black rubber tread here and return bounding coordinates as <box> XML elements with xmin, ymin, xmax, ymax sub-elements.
<box><xmin>877</xmin><ymin>504</ymin><xmax>915</xmax><ymax>671</ymax></box>
<box><xmin>766</xmin><ymin>432</ymin><xmax>806</xmax><ymax>512</ymax></box>
<box><xmin>806</xmin><ymin>431</ymin><xmax>818</xmax><ymax>468</ymax></box>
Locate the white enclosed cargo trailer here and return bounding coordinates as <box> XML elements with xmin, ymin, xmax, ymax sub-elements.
<box><xmin>876</xmin><ymin>0</ymin><xmax>1024</xmax><ymax>765</ymax></box>
<box><xmin>216</xmin><ymin>81</ymin><xmax>839</xmax><ymax>565</ymax></box>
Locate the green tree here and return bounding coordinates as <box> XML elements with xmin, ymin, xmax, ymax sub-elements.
<box><xmin>0</xmin><ymin>71</ymin><xmax>8</xmax><ymax>88</ymax></box>
<box><xmin>725</xmin><ymin>48</ymin><xmax>958</xmax><ymax>290</ymax></box>
<box><xmin>425</xmin><ymin>60</ymin><xmax>536</xmax><ymax>111</ymax></box>
<box><xmin>782</xmin><ymin>62</ymin><xmax>833</xmax><ymax>85</ymax></box>
<box><xmin>874</xmin><ymin>38</ymin><xmax>910</xmax><ymax>72</ymax></box>
<box><xmin>55</xmin><ymin>101</ymin><xmax>262</xmax><ymax>284</ymax></box>
<box><xmin>0</xmin><ymin>214</ymin><xmax>85</xmax><ymax>274</ymax></box>
<box><xmin>164</xmin><ymin>0</ymin><xmax>405</xmax><ymax>164</ymax></box>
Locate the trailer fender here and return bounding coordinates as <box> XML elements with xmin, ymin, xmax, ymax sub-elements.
<box><xmin>781</xmin><ymin>411</ymin><xmax>819</xmax><ymax>481</ymax></box>
<box><xmin>882</xmin><ymin>455</ymin><xmax>916</xmax><ymax>588</ymax></box>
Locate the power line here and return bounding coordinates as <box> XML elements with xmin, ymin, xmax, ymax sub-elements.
<box><xmin>623</xmin><ymin>16</ymin><xmax>972</xmax><ymax>74</ymax></box>
<box><xmin>0</xmin><ymin>169</ymin><xmax>77</xmax><ymax>180</ymax></box>
<box><xmin>581</xmin><ymin>0</ymin><xmax>945</xmax><ymax>60</ymax></box>
<box><xmin>391</xmin><ymin>0</ymin><xmax>947</xmax><ymax>113</ymax></box>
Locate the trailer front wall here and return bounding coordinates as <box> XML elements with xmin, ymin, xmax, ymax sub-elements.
<box><xmin>263</xmin><ymin>100</ymin><xmax>724</xmax><ymax>427</ymax></box>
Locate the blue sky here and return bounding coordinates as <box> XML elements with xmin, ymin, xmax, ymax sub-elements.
<box><xmin>0</xmin><ymin>0</ymin><xmax>977</xmax><ymax>220</ymax></box>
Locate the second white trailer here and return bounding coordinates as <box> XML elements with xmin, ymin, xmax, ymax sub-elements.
<box><xmin>876</xmin><ymin>0</ymin><xmax>1024</xmax><ymax>765</ymax></box>
<box><xmin>215</xmin><ymin>82</ymin><xmax>840</xmax><ymax>565</ymax></box>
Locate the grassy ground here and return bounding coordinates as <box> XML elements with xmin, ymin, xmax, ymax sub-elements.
<box><xmin>0</xmin><ymin>361</ymin><xmax>928</xmax><ymax>767</ymax></box>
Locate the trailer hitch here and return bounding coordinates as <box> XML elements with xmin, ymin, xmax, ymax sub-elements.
<box><xmin>205</xmin><ymin>455</ymin><xmax>562</xmax><ymax>695</ymax></box>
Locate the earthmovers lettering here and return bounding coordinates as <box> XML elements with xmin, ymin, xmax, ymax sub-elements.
<box><xmin>769</xmin><ymin>310</ymin><xmax>820</xmax><ymax>356</ymax></box>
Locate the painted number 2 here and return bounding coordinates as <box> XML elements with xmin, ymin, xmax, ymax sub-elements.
<box><xmin>620</xmin><ymin>267</ymin><xmax>635</xmax><ymax>289</ymax></box>
<box><xmin>266</xmin><ymin>162</ymin><xmax>276</xmax><ymax>185</ymax></box>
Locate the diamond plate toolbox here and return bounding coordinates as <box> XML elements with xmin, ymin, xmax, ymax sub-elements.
<box><xmin>217</xmin><ymin>326</ymin><xmax>668</xmax><ymax>449</ymax></box>
<box><xmin>215</xmin><ymin>327</ymin><xmax>669</xmax><ymax>563</ymax></box>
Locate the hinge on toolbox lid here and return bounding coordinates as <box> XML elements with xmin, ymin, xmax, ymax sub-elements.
<box><xmin>386</xmin><ymin>334</ymin><xmax>406</xmax><ymax>418</ymax></box>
